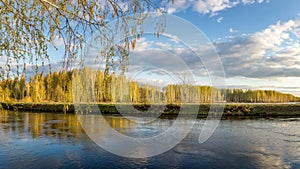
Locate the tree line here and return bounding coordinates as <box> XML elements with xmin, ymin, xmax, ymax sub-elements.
<box><xmin>0</xmin><ymin>69</ymin><xmax>299</xmax><ymax>103</ymax></box>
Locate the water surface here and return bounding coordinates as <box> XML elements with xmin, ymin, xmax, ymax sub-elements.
<box><xmin>0</xmin><ymin>111</ymin><xmax>300</xmax><ymax>169</ymax></box>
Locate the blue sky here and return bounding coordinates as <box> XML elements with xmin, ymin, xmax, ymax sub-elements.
<box><xmin>174</xmin><ymin>0</ymin><xmax>300</xmax><ymax>41</ymax></box>
<box><xmin>48</xmin><ymin>0</ymin><xmax>300</xmax><ymax>97</ymax></box>
<box><xmin>164</xmin><ymin>0</ymin><xmax>300</xmax><ymax>96</ymax></box>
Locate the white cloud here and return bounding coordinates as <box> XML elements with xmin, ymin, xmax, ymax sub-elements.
<box><xmin>229</xmin><ymin>28</ymin><xmax>238</xmax><ymax>33</ymax></box>
<box><xmin>156</xmin><ymin>42</ymin><xmax>171</xmax><ymax>49</ymax></box>
<box><xmin>167</xmin><ymin>0</ymin><xmax>190</xmax><ymax>14</ymax></box>
<box><xmin>252</xmin><ymin>20</ymin><xmax>297</xmax><ymax>48</ymax></box>
<box><xmin>125</xmin><ymin>18</ymin><xmax>300</xmax><ymax>81</ymax></box>
<box><xmin>168</xmin><ymin>0</ymin><xmax>269</xmax><ymax>16</ymax></box>
<box><xmin>241</xmin><ymin>0</ymin><xmax>255</xmax><ymax>4</ymax></box>
<box><xmin>163</xmin><ymin>34</ymin><xmax>180</xmax><ymax>43</ymax></box>
<box><xmin>131</xmin><ymin>38</ymin><xmax>152</xmax><ymax>52</ymax></box>
<box><xmin>225</xmin><ymin>76</ymin><xmax>300</xmax><ymax>97</ymax></box>
<box><xmin>124</xmin><ymin>17</ymin><xmax>300</xmax><ymax>84</ymax></box>
<box><xmin>242</xmin><ymin>0</ymin><xmax>267</xmax><ymax>4</ymax></box>
<box><xmin>215</xmin><ymin>18</ymin><xmax>300</xmax><ymax>78</ymax></box>
<box><xmin>216</xmin><ymin>17</ymin><xmax>223</xmax><ymax>23</ymax></box>
<box><xmin>193</xmin><ymin>0</ymin><xmax>239</xmax><ymax>16</ymax></box>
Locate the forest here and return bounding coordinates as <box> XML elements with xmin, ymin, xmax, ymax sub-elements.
<box><xmin>0</xmin><ymin>68</ymin><xmax>299</xmax><ymax>104</ymax></box>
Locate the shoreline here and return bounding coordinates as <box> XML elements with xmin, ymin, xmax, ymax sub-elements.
<box><xmin>1</xmin><ymin>102</ymin><xmax>300</xmax><ymax>117</ymax></box>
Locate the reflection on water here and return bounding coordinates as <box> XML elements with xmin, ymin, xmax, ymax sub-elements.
<box><xmin>0</xmin><ymin>110</ymin><xmax>83</xmax><ymax>139</ymax></box>
<box><xmin>0</xmin><ymin>110</ymin><xmax>300</xmax><ymax>169</ymax></box>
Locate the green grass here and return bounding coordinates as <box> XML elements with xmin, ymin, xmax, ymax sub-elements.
<box><xmin>1</xmin><ymin>102</ymin><xmax>300</xmax><ymax>117</ymax></box>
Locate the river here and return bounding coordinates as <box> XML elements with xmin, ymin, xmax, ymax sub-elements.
<box><xmin>0</xmin><ymin>110</ymin><xmax>299</xmax><ymax>169</ymax></box>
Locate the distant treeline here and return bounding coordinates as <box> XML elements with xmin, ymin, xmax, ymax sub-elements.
<box><xmin>0</xmin><ymin>69</ymin><xmax>299</xmax><ymax>103</ymax></box>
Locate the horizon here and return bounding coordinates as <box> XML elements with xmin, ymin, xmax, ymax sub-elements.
<box><xmin>2</xmin><ymin>68</ymin><xmax>299</xmax><ymax>100</ymax></box>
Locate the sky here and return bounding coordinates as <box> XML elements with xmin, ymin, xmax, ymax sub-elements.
<box><xmin>163</xmin><ymin>0</ymin><xmax>300</xmax><ymax>97</ymax></box>
<box><xmin>48</xmin><ymin>0</ymin><xmax>300</xmax><ymax>97</ymax></box>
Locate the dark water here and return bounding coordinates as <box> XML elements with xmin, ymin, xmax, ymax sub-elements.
<box><xmin>0</xmin><ymin>111</ymin><xmax>300</xmax><ymax>169</ymax></box>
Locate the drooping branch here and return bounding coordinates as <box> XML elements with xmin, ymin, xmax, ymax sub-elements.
<box><xmin>0</xmin><ymin>0</ymin><xmax>172</xmax><ymax>78</ymax></box>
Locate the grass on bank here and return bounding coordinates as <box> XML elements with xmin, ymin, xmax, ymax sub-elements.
<box><xmin>1</xmin><ymin>102</ymin><xmax>300</xmax><ymax>117</ymax></box>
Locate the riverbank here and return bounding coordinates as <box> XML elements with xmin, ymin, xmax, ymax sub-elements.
<box><xmin>1</xmin><ymin>102</ymin><xmax>300</xmax><ymax>117</ymax></box>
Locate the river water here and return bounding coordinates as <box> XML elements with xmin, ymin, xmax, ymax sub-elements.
<box><xmin>0</xmin><ymin>110</ymin><xmax>300</xmax><ymax>169</ymax></box>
